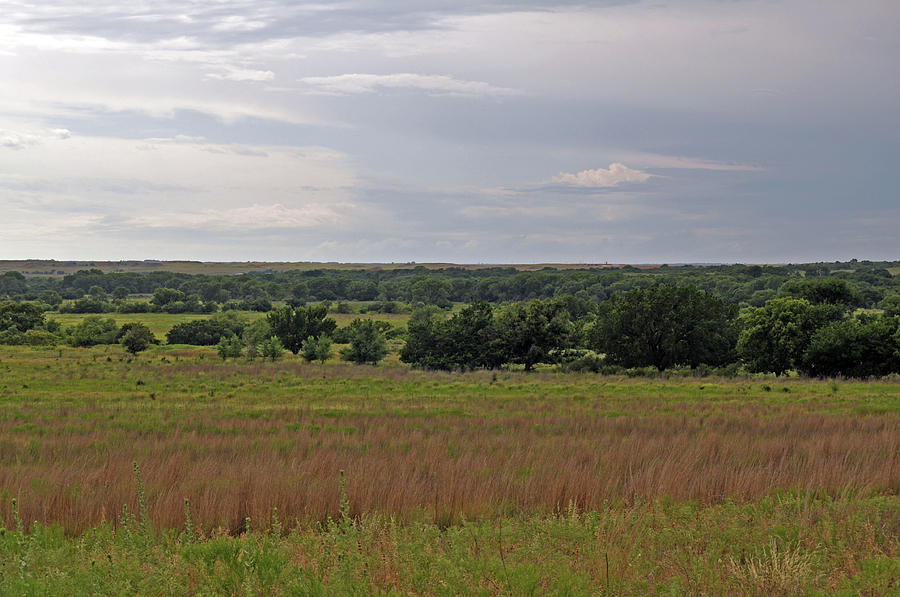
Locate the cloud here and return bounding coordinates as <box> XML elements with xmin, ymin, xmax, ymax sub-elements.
<box><xmin>206</xmin><ymin>66</ymin><xmax>275</xmax><ymax>82</ymax></box>
<box><xmin>617</xmin><ymin>152</ymin><xmax>762</xmax><ymax>172</ymax></box>
<box><xmin>0</xmin><ymin>128</ymin><xmax>73</xmax><ymax>150</ymax></box>
<box><xmin>553</xmin><ymin>163</ymin><xmax>651</xmax><ymax>187</ymax></box>
<box><xmin>128</xmin><ymin>203</ymin><xmax>348</xmax><ymax>230</ymax></box>
<box><xmin>299</xmin><ymin>73</ymin><xmax>522</xmax><ymax>97</ymax></box>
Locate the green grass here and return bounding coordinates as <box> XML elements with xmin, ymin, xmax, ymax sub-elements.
<box><xmin>0</xmin><ymin>344</ymin><xmax>898</xmax><ymax>594</ymax></box>
<box><xmin>2</xmin><ymin>493</ymin><xmax>898</xmax><ymax>595</ymax></box>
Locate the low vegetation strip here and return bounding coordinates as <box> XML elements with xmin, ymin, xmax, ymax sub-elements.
<box><xmin>1</xmin><ymin>345</ymin><xmax>898</xmax><ymax>536</ymax></box>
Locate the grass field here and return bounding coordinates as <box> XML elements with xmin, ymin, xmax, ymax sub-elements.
<box><xmin>0</xmin><ymin>343</ymin><xmax>898</xmax><ymax>593</ymax></box>
<box><xmin>0</xmin><ymin>259</ymin><xmax>625</xmax><ymax>277</ymax></box>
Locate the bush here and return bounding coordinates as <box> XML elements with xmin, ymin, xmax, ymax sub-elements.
<box><xmin>166</xmin><ymin>319</ymin><xmax>241</xmax><ymax>346</ymax></box>
<box><xmin>340</xmin><ymin>319</ymin><xmax>389</xmax><ymax>365</ymax></box>
<box><xmin>216</xmin><ymin>336</ymin><xmax>245</xmax><ymax>360</ymax></box>
<box><xmin>118</xmin><ymin>323</ymin><xmax>156</xmax><ymax>355</ymax></box>
<box><xmin>259</xmin><ymin>336</ymin><xmax>284</xmax><ymax>361</ymax></box>
<box><xmin>68</xmin><ymin>316</ymin><xmax>119</xmax><ymax>347</ymax></box>
<box><xmin>301</xmin><ymin>335</ymin><xmax>333</xmax><ymax>363</ymax></box>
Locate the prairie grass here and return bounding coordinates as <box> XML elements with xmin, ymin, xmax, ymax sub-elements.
<box><xmin>0</xmin><ymin>344</ymin><xmax>897</xmax><ymax>535</ymax></box>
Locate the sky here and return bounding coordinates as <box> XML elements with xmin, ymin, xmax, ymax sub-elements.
<box><xmin>1</xmin><ymin>0</ymin><xmax>898</xmax><ymax>264</ymax></box>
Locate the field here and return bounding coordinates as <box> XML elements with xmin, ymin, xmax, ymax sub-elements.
<box><xmin>0</xmin><ymin>260</ymin><xmax>624</xmax><ymax>277</ymax></box>
<box><xmin>1</xmin><ymin>343</ymin><xmax>899</xmax><ymax>594</ymax></box>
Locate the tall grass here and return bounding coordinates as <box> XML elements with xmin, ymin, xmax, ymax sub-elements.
<box><xmin>0</xmin><ymin>346</ymin><xmax>897</xmax><ymax>534</ymax></box>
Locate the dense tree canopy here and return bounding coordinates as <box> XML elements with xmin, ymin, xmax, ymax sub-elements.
<box><xmin>588</xmin><ymin>284</ymin><xmax>739</xmax><ymax>371</ymax></box>
<box><xmin>267</xmin><ymin>304</ymin><xmax>337</xmax><ymax>354</ymax></box>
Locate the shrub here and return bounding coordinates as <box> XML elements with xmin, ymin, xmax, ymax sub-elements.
<box><xmin>216</xmin><ymin>336</ymin><xmax>245</xmax><ymax>360</ymax></box>
<box><xmin>340</xmin><ymin>319</ymin><xmax>389</xmax><ymax>365</ymax></box>
<box><xmin>68</xmin><ymin>316</ymin><xmax>119</xmax><ymax>347</ymax></box>
<box><xmin>301</xmin><ymin>335</ymin><xmax>333</xmax><ymax>363</ymax></box>
<box><xmin>117</xmin><ymin>323</ymin><xmax>157</xmax><ymax>355</ymax></box>
<box><xmin>259</xmin><ymin>336</ymin><xmax>284</xmax><ymax>361</ymax></box>
<box><xmin>166</xmin><ymin>320</ymin><xmax>240</xmax><ymax>346</ymax></box>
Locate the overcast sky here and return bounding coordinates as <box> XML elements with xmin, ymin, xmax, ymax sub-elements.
<box><xmin>1</xmin><ymin>0</ymin><xmax>898</xmax><ymax>263</ymax></box>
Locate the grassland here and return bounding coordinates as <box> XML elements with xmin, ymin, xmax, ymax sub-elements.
<box><xmin>1</xmin><ymin>260</ymin><xmax>624</xmax><ymax>277</ymax></box>
<box><xmin>1</xmin><ymin>344</ymin><xmax>898</xmax><ymax>594</ymax></box>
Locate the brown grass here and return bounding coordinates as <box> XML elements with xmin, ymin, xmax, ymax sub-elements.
<box><xmin>1</xmin><ymin>378</ymin><xmax>897</xmax><ymax>535</ymax></box>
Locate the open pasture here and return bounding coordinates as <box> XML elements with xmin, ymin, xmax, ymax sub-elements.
<box><xmin>1</xmin><ymin>344</ymin><xmax>899</xmax><ymax>594</ymax></box>
<box><xmin>1</xmin><ymin>344</ymin><xmax>898</xmax><ymax>533</ymax></box>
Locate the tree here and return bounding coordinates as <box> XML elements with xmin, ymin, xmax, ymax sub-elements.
<box><xmin>216</xmin><ymin>335</ymin><xmax>245</xmax><ymax>361</ymax></box>
<box><xmin>152</xmin><ymin>287</ymin><xmax>185</xmax><ymax>308</ymax></box>
<box><xmin>166</xmin><ymin>319</ymin><xmax>241</xmax><ymax>346</ymax></box>
<box><xmin>259</xmin><ymin>336</ymin><xmax>284</xmax><ymax>361</ymax></box>
<box><xmin>495</xmin><ymin>299</ymin><xmax>573</xmax><ymax>371</ymax></box>
<box><xmin>400</xmin><ymin>302</ymin><xmax>503</xmax><ymax>370</ymax></box>
<box><xmin>0</xmin><ymin>301</ymin><xmax>45</xmax><ymax>333</ymax></box>
<box><xmin>340</xmin><ymin>319</ymin><xmax>389</xmax><ymax>365</ymax></box>
<box><xmin>409</xmin><ymin>278</ymin><xmax>452</xmax><ymax>307</ymax></box>
<box><xmin>800</xmin><ymin>315</ymin><xmax>900</xmax><ymax>378</ymax></box>
<box><xmin>68</xmin><ymin>316</ymin><xmax>119</xmax><ymax>347</ymax></box>
<box><xmin>881</xmin><ymin>294</ymin><xmax>900</xmax><ymax>318</ymax></box>
<box><xmin>302</xmin><ymin>335</ymin><xmax>333</xmax><ymax>363</ymax></box>
<box><xmin>118</xmin><ymin>322</ymin><xmax>156</xmax><ymax>355</ymax></box>
<box><xmin>111</xmin><ymin>286</ymin><xmax>130</xmax><ymax>301</ymax></box>
<box><xmin>777</xmin><ymin>278</ymin><xmax>862</xmax><ymax>308</ymax></box>
<box><xmin>267</xmin><ymin>304</ymin><xmax>337</xmax><ymax>354</ymax></box>
<box><xmin>590</xmin><ymin>284</ymin><xmax>739</xmax><ymax>371</ymax></box>
<box><xmin>737</xmin><ymin>297</ymin><xmax>841</xmax><ymax>376</ymax></box>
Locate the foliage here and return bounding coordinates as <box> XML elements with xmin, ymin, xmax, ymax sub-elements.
<box><xmin>495</xmin><ymin>298</ymin><xmax>573</xmax><ymax>371</ymax></box>
<box><xmin>340</xmin><ymin>318</ymin><xmax>389</xmax><ymax>365</ymax></box>
<box><xmin>778</xmin><ymin>277</ymin><xmax>862</xmax><ymax>308</ymax></box>
<box><xmin>166</xmin><ymin>319</ymin><xmax>241</xmax><ymax>346</ymax></box>
<box><xmin>590</xmin><ymin>284</ymin><xmax>739</xmax><ymax>371</ymax></box>
<box><xmin>881</xmin><ymin>294</ymin><xmax>900</xmax><ymax>317</ymax></box>
<box><xmin>259</xmin><ymin>336</ymin><xmax>284</xmax><ymax>361</ymax></box>
<box><xmin>301</xmin><ymin>335</ymin><xmax>333</xmax><ymax>363</ymax></box>
<box><xmin>67</xmin><ymin>316</ymin><xmax>119</xmax><ymax>347</ymax></box>
<box><xmin>800</xmin><ymin>314</ymin><xmax>900</xmax><ymax>378</ymax></box>
<box><xmin>400</xmin><ymin>302</ymin><xmax>504</xmax><ymax>370</ymax></box>
<box><xmin>117</xmin><ymin>322</ymin><xmax>156</xmax><ymax>355</ymax></box>
<box><xmin>0</xmin><ymin>301</ymin><xmax>45</xmax><ymax>333</ymax></box>
<box><xmin>216</xmin><ymin>336</ymin><xmax>245</xmax><ymax>361</ymax></box>
<box><xmin>267</xmin><ymin>305</ymin><xmax>337</xmax><ymax>354</ymax></box>
<box><xmin>737</xmin><ymin>298</ymin><xmax>842</xmax><ymax>375</ymax></box>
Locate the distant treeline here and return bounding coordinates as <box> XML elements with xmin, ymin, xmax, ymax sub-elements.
<box><xmin>1</xmin><ymin>260</ymin><xmax>898</xmax><ymax>312</ymax></box>
<box><xmin>3</xmin><ymin>278</ymin><xmax>899</xmax><ymax>378</ymax></box>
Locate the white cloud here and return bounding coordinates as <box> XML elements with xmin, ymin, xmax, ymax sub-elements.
<box><xmin>0</xmin><ymin>127</ymin><xmax>72</xmax><ymax>150</ymax></box>
<box><xmin>128</xmin><ymin>202</ymin><xmax>347</xmax><ymax>230</ymax></box>
<box><xmin>299</xmin><ymin>73</ymin><xmax>522</xmax><ymax>97</ymax></box>
<box><xmin>553</xmin><ymin>163</ymin><xmax>651</xmax><ymax>187</ymax></box>
<box><xmin>206</xmin><ymin>66</ymin><xmax>275</xmax><ymax>82</ymax></box>
<box><xmin>617</xmin><ymin>151</ymin><xmax>762</xmax><ymax>172</ymax></box>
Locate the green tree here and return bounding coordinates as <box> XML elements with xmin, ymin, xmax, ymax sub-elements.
<box><xmin>152</xmin><ymin>287</ymin><xmax>185</xmax><ymax>308</ymax></box>
<box><xmin>68</xmin><ymin>316</ymin><xmax>119</xmax><ymax>347</ymax></box>
<box><xmin>117</xmin><ymin>322</ymin><xmax>156</xmax><ymax>355</ymax></box>
<box><xmin>259</xmin><ymin>336</ymin><xmax>284</xmax><ymax>361</ymax></box>
<box><xmin>778</xmin><ymin>278</ymin><xmax>862</xmax><ymax>308</ymax></box>
<box><xmin>340</xmin><ymin>319</ymin><xmax>389</xmax><ymax>365</ymax></box>
<box><xmin>267</xmin><ymin>304</ymin><xmax>337</xmax><ymax>354</ymax></box>
<box><xmin>0</xmin><ymin>301</ymin><xmax>45</xmax><ymax>333</ymax></box>
<box><xmin>495</xmin><ymin>299</ymin><xmax>573</xmax><ymax>371</ymax></box>
<box><xmin>800</xmin><ymin>315</ymin><xmax>900</xmax><ymax>378</ymax></box>
<box><xmin>409</xmin><ymin>278</ymin><xmax>452</xmax><ymax>307</ymax></box>
<box><xmin>737</xmin><ymin>297</ymin><xmax>841</xmax><ymax>376</ymax></box>
<box><xmin>111</xmin><ymin>286</ymin><xmax>130</xmax><ymax>301</ymax></box>
<box><xmin>590</xmin><ymin>284</ymin><xmax>739</xmax><ymax>371</ymax></box>
<box><xmin>301</xmin><ymin>335</ymin><xmax>333</xmax><ymax>363</ymax></box>
<box><xmin>881</xmin><ymin>294</ymin><xmax>900</xmax><ymax>318</ymax></box>
<box><xmin>216</xmin><ymin>335</ymin><xmax>245</xmax><ymax>361</ymax></box>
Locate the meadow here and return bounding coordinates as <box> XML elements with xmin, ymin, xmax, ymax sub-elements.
<box><xmin>1</xmin><ymin>342</ymin><xmax>899</xmax><ymax>594</ymax></box>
